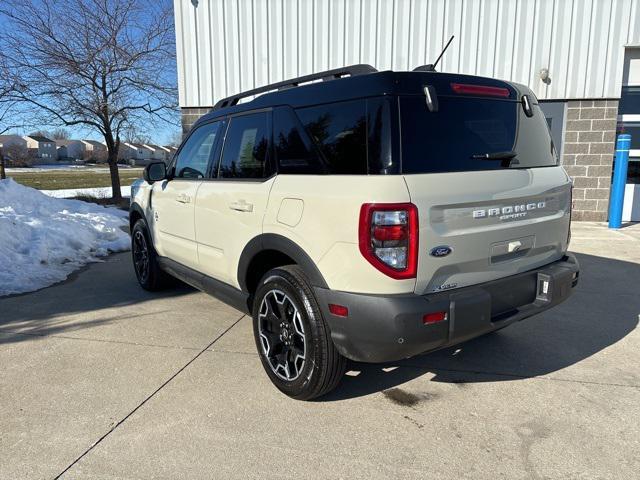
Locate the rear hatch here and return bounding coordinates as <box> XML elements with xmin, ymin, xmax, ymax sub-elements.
<box><xmin>399</xmin><ymin>79</ymin><xmax>571</xmax><ymax>295</ymax></box>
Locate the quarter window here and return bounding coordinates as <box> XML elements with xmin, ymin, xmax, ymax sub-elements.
<box><xmin>219</xmin><ymin>112</ymin><xmax>271</xmax><ymax>179</ymax></box>
<box><xmin>296</xmin><ymin>99</ymin><xmax>367</xmax><ymax>174</ymax></box>
<box><xmin>273</xmin><ymin>107</ymin><xmax>325</xmax><ymax>174</ymax></box>
<box><xmin>174</xmin><ymin>122</ymin><xmax>221</xmax><ymax>179</ymax></box>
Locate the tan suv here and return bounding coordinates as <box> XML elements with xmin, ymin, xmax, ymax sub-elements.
<box><xmin>130</xmin><ymin>65</ymin><xmax>579</xmax><ymax>400</ymax></box>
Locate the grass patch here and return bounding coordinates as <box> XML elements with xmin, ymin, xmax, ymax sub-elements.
<box><xmin>8</xmin><ymin>168</ymin><xmax>143</xmax><ymax>190</ymax></box>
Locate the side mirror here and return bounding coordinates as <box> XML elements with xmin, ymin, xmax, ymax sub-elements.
<box><xmin>143</xmin><ymin>161</ymin><xmax>167</xmax><ymax>184</ymax></box>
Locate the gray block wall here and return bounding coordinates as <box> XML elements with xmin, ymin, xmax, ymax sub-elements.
<box><xmin>181</xmin><ymin>107</ymin><xmax>214</xmax><ymax>136</ymax></box>
<box><xmin>562</xmin><ymin>100</ymin><xmax>619</xmax><ymax>222</ymax></box>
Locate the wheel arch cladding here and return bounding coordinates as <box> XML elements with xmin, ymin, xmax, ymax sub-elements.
<box><xmin>129</xmin><ymin>203</ymin><xmax>146</xmax><ymax>231</ymax></box>
<box><xmin>238</xmin><ymin>234</ymin><xmax>329</xmax><ymax>294</ymax></box>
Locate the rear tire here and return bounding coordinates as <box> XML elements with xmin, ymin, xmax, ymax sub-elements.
<box><xmin>252</xmin><ymin>265</ymin><xmax>346</xmax><ymax>400</ymax></box>
<box><xmin>131</xmin><ymin>219</ymin><xmax>171</xmax><ymax>291</ymax></box>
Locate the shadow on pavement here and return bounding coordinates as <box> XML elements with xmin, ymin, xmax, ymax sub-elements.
<box><xmin>322</xmin><ymin>252</ymin><xmax>639</xmax><ymax>401</ymax></box>
<box><xmin>0</xmin><ymin>252</ymin><xmax>193</xmax><ymax>344</ymax></box>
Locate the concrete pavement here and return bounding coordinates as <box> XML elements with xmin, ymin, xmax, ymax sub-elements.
<box><xmin>0</xmin><ymin>222</ymin><xmax>638</xmax><ymax>479</ymax></box>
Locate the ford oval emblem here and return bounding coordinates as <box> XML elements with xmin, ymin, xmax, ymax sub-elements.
<box><xmin>430</xmin><ymin>246</ymin><xmax>452</xmax><ymax>257</ymax></box>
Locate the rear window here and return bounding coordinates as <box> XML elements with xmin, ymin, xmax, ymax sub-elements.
<box><xmin>400</xmin><ymin>96</ymin><xmax>557</xmax><ymax>174</ymax></box>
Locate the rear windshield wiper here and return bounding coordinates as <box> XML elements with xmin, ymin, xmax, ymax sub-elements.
<box><xmin>470</xmin><ymin>151</ymin><xmax>517</xmax><ymax>160</ymax></box>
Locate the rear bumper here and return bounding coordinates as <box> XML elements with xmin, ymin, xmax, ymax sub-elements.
<box><xmin>314</xmin><ymin>253</ymin><xmax>580</xmax><ymax>363</ymax></box>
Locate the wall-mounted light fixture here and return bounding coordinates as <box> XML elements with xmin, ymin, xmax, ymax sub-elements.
<box><xmin>539</xmin><ymin>68</ymin><xmax>551</xmax><ymax>85</ymax></box>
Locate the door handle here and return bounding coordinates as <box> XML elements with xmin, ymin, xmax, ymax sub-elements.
<box><xmin>176</xmin><ymin>193</ymin><xmax>191</xmax><ymax>204</ymax></box>
<box><xmin>229</xmin><ymin>200</ymin><xmax>254</xmax><ymax>212</ymax></box>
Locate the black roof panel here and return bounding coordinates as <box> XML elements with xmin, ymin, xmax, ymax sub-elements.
<box><xmin>194</xmin><ymin>70</ymin><xmax>532</xmax><ymax>128</ymax></box>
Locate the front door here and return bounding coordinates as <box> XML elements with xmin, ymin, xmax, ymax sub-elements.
<box><xmin>152</xmin><ymin>121</ymin><xmax>222</xmax><ymax>269</ymax></box>
<box><xmin>195</xmin><ymin>110</ymin><xmax>274</xmax><ymax>287</ymax></box>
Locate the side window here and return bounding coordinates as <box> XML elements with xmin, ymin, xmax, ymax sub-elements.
<box><xmin>219</xmin><ymin>112</ymin><xmax>271</xmax><ymax>179</ymax></box>
<box><xmin>174</xmin><ymin>122</ymin><xmax>221</xmax><ymax>179</ymax></box>
<box><xmin>273</xmin><ymin>107</ymin><xmax>325</xmax><ymax>174</ymax></box>
<box><xmin>295</xmin><ymin>99</ymin><xmax>367</xmax><ymax>174</ymax></box>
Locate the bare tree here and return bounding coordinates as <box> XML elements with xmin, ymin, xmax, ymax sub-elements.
<box><xmin>167</xmin><ymin>130</ymin><xmax>183</xmax><ymax>148</ymax></box>
<box><xmin>51</xmin><ymin>128</ymin><xmax>70</xmax><ymax>140</ymax></box>
<box><xmin>0</xmin><ymin>58</ymin><xmax>24</xmax><ymax>179</ymax></box>
<box><xmin>2</xmin><ymin>143</ymin><xmax>31</xmax><ymax>167</ymax></box>
<box><xmin>123</xmin><ymin>125</ymin><xmax>152</xmax><ymax>146</ymax></box>
<box><xmin>29</xmin><ymin>130</ymin><xmax>52</xmax><ymax>138</ymax></box>
<box><xmin>1</xmin><ymin>0</ymin><xmax>178</xmax><ymax>200</ymax></box>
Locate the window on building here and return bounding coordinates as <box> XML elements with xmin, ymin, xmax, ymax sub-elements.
<box><xmin>619</xmin><ymin>86</ymin><xmax>640</xmax><ymax>116</ymax></box>
<box><xmin>619</xmin><ymin>49</ymin><xmax>640</xmax><ymax>187</ymax></box>
<box><xmin>219</xmin><ymin>112</ymin><xmax>271</xmax><ymax>179</ymax></box>
<box><xmin>296</xmin><ymin>99</ymin><xmax>368</xmax><ymax>174</ymax></box>
<box><xmin>618</xmin><ymin>123</ymin><xmax>640</xmax><ymax>150</ymax></box>
<box><xmin>174</xmin><ymin>121</ymin><xmax>221</xmax><ymax>179</ymax></box>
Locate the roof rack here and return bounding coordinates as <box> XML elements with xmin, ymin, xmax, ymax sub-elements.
<box><xmin>211</xmin><ymin>64</ymin><xmax>378</xmax><ymax>111</ymax></box>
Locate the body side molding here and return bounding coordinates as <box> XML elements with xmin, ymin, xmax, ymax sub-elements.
<box><xmin>158</xmin><ymin>257</ymin><xmax>251</xmax><ymax>314</ymax></box>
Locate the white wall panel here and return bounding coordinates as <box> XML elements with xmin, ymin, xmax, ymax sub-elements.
<box><xmin>344</xmin><ymin>0</ymin><xmax>362</xmax><ymax>66</ymax></box>
<box><xmin>376</xmin><ymin>0</ymin><xmax>394</xmax><ymax>69</ymax></box>
<box><xmin>476</xmin><ymin>0</ymin><xmax>499</xmax><ymax>78</ymax></box>
<box><xmin>282</xmin><ymin>0</ymin><xmax>298</xmax><ymax>79</ymax></box>
<box><xmin>253</xmin><ymin>0</ymin><xmax>270</xmax><ymax>89</ymax></box>
<box><xmin>528</xmin><ymin>0</ymin><xmax>553</xmax><ymax>98</ymax></box>
<box><xmin>175</xmin><ymin>0</ymin><xmax>640</xmax><ymax>107</ymax></box>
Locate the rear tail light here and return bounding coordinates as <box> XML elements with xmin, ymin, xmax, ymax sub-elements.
<box><xmin>358</xmin><ymin>203</ymin><xmax>418</xmax><ymax>279</ymax></box>
<box><xmin>451</xmin><ymin>83</ymin><xmax>510</xmax><ymax>98</ymax></box>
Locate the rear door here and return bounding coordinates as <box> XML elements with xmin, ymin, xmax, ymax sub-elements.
<box><xmin>151</xmin><ymin>122</ymin><xmax>221</xmax><ymax>269</ymax></box>
<box><xmin>195</xmin><ymin>110</ymin><xmax>275</xmax><ymax>288</ymax></box>
<box><xmin>399</xmin><ymin>88</ymin><xmax>572</xmax><ymax>295</ymax></box>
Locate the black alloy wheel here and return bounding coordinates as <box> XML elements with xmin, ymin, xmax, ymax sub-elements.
<box><xmin>258</xmin><ymin>289</ymin><xmax>307</xmax><ymax>381</ymax></box>
<box><xmin>132</xmin><ymin>229</ymin><xmax>150</xmax><ymax>284</ymax></box>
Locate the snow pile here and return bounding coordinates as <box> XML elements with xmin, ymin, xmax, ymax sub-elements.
<box><xmin>0</xmin><ymin>178</ymin><xmax>130</xmax><ymax>296</ymax></box>
<box><xmin>42</xmin><ymin>185</ymin><xmax>132</xmax><ymax>199</ymax></box>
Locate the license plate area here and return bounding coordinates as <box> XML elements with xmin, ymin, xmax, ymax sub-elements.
<box><xmin>486</xmin><ymin>273</ymin><xmax>537</xmax><ymax>318</ymax></box>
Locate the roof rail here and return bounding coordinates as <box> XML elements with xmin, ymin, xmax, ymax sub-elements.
<box><xmin>211</xmin><ymin>64</ymin><xmax>378</xmax><ymax>111</ymax></box>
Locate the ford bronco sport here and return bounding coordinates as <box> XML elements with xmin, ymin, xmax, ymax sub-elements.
<box><xmin>130</xmin><ymin>65</ymin><xmax>579</xmax><ymax>400</ymax></box>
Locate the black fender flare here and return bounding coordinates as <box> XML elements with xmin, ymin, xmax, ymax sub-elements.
<box><xmin>129</xmin><ymin>203</ymin><xmax>147</xmax><ymax>229</ymax></box>
<box><xmin>237</xmin><ymin>234</ymin><xmax>329</xmax><ymax>293</ymax></box>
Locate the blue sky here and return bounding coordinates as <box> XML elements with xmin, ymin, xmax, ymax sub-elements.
<box><xmin>0</xmin><ymin>4</ymin><xmax>181</xmax><ymax>145</ymax></box>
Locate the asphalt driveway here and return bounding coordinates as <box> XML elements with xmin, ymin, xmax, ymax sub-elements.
<box><xmin>1</xmin><ymin>222</ymin><xmax>639</xmax><ymax>479</ymax></box>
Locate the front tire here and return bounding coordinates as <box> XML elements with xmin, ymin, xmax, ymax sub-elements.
<box><xmin>131</xmin><ymin>219</ymin><xmax>171</xmax><ymax>291</ymax></box>
<box><xmin>252</xmin><ymin>266</ymin><xmax>346</xmax><ymax>400</ymax></box>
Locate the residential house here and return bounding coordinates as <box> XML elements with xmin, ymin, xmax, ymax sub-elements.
<box><xmin>81</xmin><ymin>140</ymin><xmax>107</xmax><ymax>162</ymax></box>
<box><xmin>55</xmin><ymin>140</ymin><xmax>86</xmax><ymax>160</ymax></box>
<box><xmin>23</xmin><ymin>135</ymin><xmax>57</xmax><ymax>163</ymax></box>
<box><xmin>122</xmin><ymin>143</ymin><xmax>154</xmax><ymax>166</ymax></box>
<box><xmin>163</xmin><ymin>146</ymin><xmax>178</xmax><ymax>163</ymax></box>
<box><xmin>56</xmin><ymin>145</ymin><xmax>68</xmax><ymax>160</ymax></box>
<box><xmin>117</xmin><ymin>142</ymin><xmax>136</xmax><ymax>162</ymax></box>
<box><xmin>144</xmin><ymin>144</ymin><xmax>172</xmax><ymax>164</ymax></box>
<box><xmin>0</xmin><ymin>135</ymin><xmax>29</xmax><ymax>165</ymax></box>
